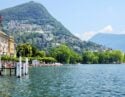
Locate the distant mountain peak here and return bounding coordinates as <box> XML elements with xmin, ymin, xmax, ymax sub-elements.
<box><xmin>26</xmin><ymin>1</ymin><xmax>41</xmax><ymax>6</ymax></box>
<box><xmin>0</xmin><ymin>2</ymin><xmax>107</xmax><ymax>52</ymax></box>
<box><xmin>29</xmin><ymin>1</ymin><xmax>35</xmax><ymax>3</ymax></box>
<box><xmin>90</xmin><ymin>33</ymin><xmax>125</xmax><ymax>52</ymax></box>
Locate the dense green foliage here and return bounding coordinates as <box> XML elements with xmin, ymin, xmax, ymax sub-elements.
<box><xmin>16</xmin><ymin>43</ymin><xmax>82</xmax><ymax>64</ymax></box>
<box><xmin>38</xmin><ymin>57</ymin><xmax>56</xmax><ymax>63</ymax></box>
<box><xmin>82</xmin><ymin>50</ymin><xmax>124</xmax><ymax>64</ymax></box>
<box><xmin>49</xmin><ymin>44</ymin><xmax>82</xmax><ymax>64</ymax></box>
<box><xmin>16</xmin><ymin>43</ymin><xmax>33</xmax><ymax>57</ymax></box>
<box><xmin>49</xmin><ymin>45</ymin><xmax>71</xmax><ymax>63</ymax></box>
<box><xmin>16</xmin><ymin>43</ymin><xmax>56</xmax><ymax>63</ymax></box>
<box><xmin>82</xmin><ymin>51</ymin><xmax>98</xmax><ymax>64</ymax></box>
<box><xmin>1</xmin><ymin>55</ymin><xmax>18</xmax><ymax>61</ymax></box>
<box><xmin>1</xmin><ymin>43</ymin><xmax>125</xmax><ymax>64</ymax></box>
<box><xmin>36</xmin><ymin>51</ymin><xmax>46</xmax><ymax>58</ymax></box>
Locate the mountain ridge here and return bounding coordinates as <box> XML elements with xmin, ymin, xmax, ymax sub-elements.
<box><xmin>90</xmin><ymin>33</ymin><xmax>125</xmax><ymax>52</ymax></box>
<box><xmin>0</xmin><ymin>1</ymin><xmax>107</xmax><ymax>52</ymax></box>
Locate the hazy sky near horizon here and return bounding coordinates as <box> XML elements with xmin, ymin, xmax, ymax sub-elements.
<box><xmin>0</xmin><ymin>0</ymin><xmax>125</xmax><ymax>40</ymax></box>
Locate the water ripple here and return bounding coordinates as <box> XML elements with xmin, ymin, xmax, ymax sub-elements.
<box><xmin>0</xmin><ymin>65</ymin><xmax>125</xmax><ymax>97</ymax></box>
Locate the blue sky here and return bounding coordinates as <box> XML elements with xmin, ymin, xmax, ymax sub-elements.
<box><xmin>0</xmin><ymin>0</ymin><xmax>125</xmax><ymax>40</ymax></box>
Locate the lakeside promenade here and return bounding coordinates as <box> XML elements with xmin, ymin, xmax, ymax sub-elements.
<box><xmin>30</xmin><ymin>62</ymin><xmax>63</xmax><ymax>67</ymax></box>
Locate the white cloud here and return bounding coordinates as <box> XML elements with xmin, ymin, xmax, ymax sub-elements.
<box><xmin>75</xmin><ymin>25</ymin><xmax>114</xmax><ymax>41</ymax></box>
<box><xmin>75</xmin><ymin>31</ymin><xmax>97</xmax><ymax>41</ymax></box>
<box><xmin>99</xmin><ymin>25</ymin><xmax>113</xmax><ymax>33</ymax></box>
<box><xmin>81</xmin><ymin>31</ymin><xmax>97</xmax><ymax>41</ymax></box>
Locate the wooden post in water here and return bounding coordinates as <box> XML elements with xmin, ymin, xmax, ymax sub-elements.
<box><xmin>0</xmin><ymin>55</ymin><xmax>2</xmax><ymax>76</ymax></box>
<box><xmin>0</xmin><ymin>70</ymin><xmax>1</xmax><ymax>76</ymax></box>
<box><xmin>16</xmin><ymin>56</ymin><xmax>22</xmax><ymax>78</ymax></box>
<box><xmin>22</xmin><ymin>63</ymin><xmax>25</xmax><ymax>76</ymax></box>
<box><xmin>0</xmin><ymin>57</ymin><xmax>29</xmax><ymax>77</ymax></box>
<box><xmin>4</xmin><ymin>63</ymin><xmax>7</xmax><ymax>75</ymax></box>
<box><xmin>10</xmin><ymin>68</ymin><xmax>11</xmax><ymax>76</ymax></box>
<box><xmin>0</xmin><ymin>55</ymin><xmax>1</xmax><ymax>71</ymax></box>
<box><xmin>16</xmin><ymin>63</ymin><xmax>19</xmax><ymax>77</ymax></box>
<box><xmin>15</xmin><ymin>65</ymin><xmax>16</xmax><ymax>76</ymax></box>
<box><xmin>25</xmin><ymin>58</ymin><xmax>28</xmax><ymax>75</ymax></box>
<box><xmin>19</xmin><ymin>56</ymin><xmax>22</xmax><ymax>78</ymax></box>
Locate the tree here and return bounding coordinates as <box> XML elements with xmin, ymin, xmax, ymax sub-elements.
<box><xmin>16</xmin><ymin>43</ymin><xmax>33</xmax><ymax>57</ymax></box>
<box><xmin>32</xmin><ymin>46</ymin><xmax>39</xmax><ymax>57</ymax></box>
<box><xmin>36</xmin><ymin>51</ymin><xmax>46</xmax><ymax>58</ymax></box>
<box><xmin>70</xmin><ymin>49</ymin><xmax>82</xmax><ymax>64</ymax></box>
<box><xmin>123</xmin><ymin>53</ymin><xmax>125</xmax><ymax>63</ymax></box>
<box><xmin>98</xmin><ymin>51</ymin><xmax>110</xmax><ymax>64</ymax></box>
<box><xmin>109</xmin><ymin>50</ymin><xmax>124</xmax><ymax>63</ymax></box>
<box><xmin>80</xmin><ymin>51</ymin><xmax>123</xmax><ymax>64</ymax></box>
<box><xmin>50</xmin><ymin>45</ymin><xmax>71</xmax><ymax>64</ymax></box>
<box><xmin>82</xmin><ymin>51</ymin><xmax>98</xmax><ymax>64</ymax></box>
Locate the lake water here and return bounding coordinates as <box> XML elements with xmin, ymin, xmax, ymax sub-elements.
<box><xmin>0</xmin><ymin>64</ymin><xmax>125</xmax><ymax>97</ymax></box>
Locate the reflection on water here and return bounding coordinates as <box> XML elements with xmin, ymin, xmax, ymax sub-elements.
<box><xmin>0</xmin><ymin>65</ymin><xmax>125</xmax><ymax>97</ymax></box>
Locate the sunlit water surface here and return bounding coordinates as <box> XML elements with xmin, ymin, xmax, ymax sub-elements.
<box><xmin>0</xmin><ymin>64</ymin><xmax>125</xmax><ymax>97</ymax></box>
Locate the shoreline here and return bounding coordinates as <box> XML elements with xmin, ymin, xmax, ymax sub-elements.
<box><xmin>29</xmin><ymin>63</ymin><xmax>125</xmax><ymax>66</ymax></box>
<box><xmin>30</xmin><ymin>63</ymin><xmax>63</xmax><ymax>67</ymax></box>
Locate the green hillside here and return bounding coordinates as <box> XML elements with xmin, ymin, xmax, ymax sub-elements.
<box><xmin>0</xmin><ymin>1</ymin><xmax>107</xmax><ymax>52</ymax></box>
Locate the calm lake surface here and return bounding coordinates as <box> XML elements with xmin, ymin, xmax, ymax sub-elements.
<box><xmin>0</xmin><ymin>64</ymin><xmax>125</xmax><ymax>97</ymax></box>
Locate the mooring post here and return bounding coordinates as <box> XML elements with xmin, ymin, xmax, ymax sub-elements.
<box><xmin>16</xmin><ymin>56</ymin><xmax>22</xmax><ymax>78</ymax></box>
<box><xmin>23</xmin><ymin>63</ymin><xmax>26</xmax><ymax>75</ymax></box>
<box><xmin>15</xmin><ymin>65</ymin><xmax>16</xmax><ymax>76</ymax></box>
<box><xmin>0</xmin><ymin>55</ymin><xmax>1</xmax><ymax>71</ymax></box>
<box><xmin>25</xmin><ymin>58</ymin><xmax>28</xmax><ymax>75</ymax></box>
<box><xmin>0</xmin><ymin>70</ymin><xmax>1</xmax><ymax>76</ymax></box>
<box><xmin>4</xmin><ymin>63</ymin><xmax>7</xmax><ymax>75</ymax></box>
<box><xmin>16</xmin><ymin>63</ymin><xmax>19</xmax><ymax>77</ymax></box>
<box><xmin>19</xmin><ymin>56</ymin><xmax>22</xmax><ymax>78</ymax></box>
<box><xmin>10</xmin><ymin>68</ymin><xmax>11</xmax><ymax>76</ymax></box>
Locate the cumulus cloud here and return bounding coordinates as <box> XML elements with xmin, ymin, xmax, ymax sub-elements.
<box><xmin>99</xmin><ymin>25</ymin><xmax>113</xmax><ymax>33</ymax></box>
<box><xmin>75</xmin><ymin>25</ymin><xmax>114</xmax><ymax>41</ymax></box>
<box><xmin>81</xmin><ymin>31</ymin><xmax>97</xmax><ymax>41</ymax></box>
<box><xmin>75</xmin><ymin>31</ymin><xmax>97</xmax><ymax>41</ymax></box>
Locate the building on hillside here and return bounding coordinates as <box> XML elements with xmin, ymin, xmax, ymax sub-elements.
<box><xmin>0</xmin><ymin>15</ymin><xmax>15</xmax><ymax>56</ymax></box>
<box><xmin>0</xmin><ymin>31</ymin><xmax>15</xmax><ymax>56</ymax></box>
